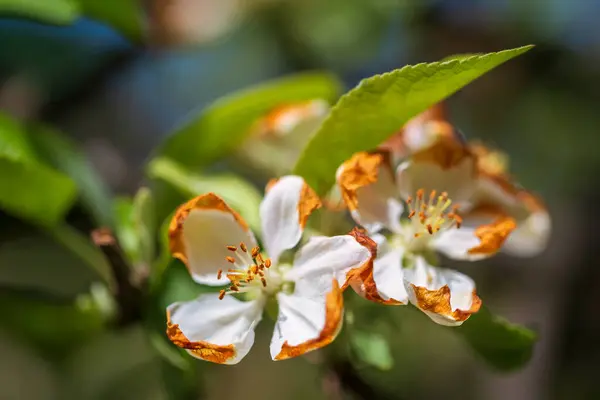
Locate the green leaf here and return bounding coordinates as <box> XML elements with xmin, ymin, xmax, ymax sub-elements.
<box><xmin>147</xmin><ymin>157</ymin><xmax>262</xmax><ymax>233</ymax></box>
<box><xmin>77</xmin><ymin>0</ymin><xmax>144</xmax><ymax>42</ymax></box>
<box><xmin>158</xmin><ymin>72</ymin><xmax>342</xmax><ymax>169</ymax></box>
<box><xmin>293</xmin><ymin>45</ymin><xmax>534</xmax><ymax>194</ymax></box>
<box><xmin>457</xmin><ymin>306</ymin><xmax>537</xmax><ymax>371</ymax></box>
<box><xmin>0</xmin><ymin>114</ymin><xmax>77</xmax><ymax>225</ymax></box>
<box><xmin>29</xmin><ymin>124</ymin><xmax>113</xmax><ymax>227</ymax></box>
<box><xmin>0</xmin><ymin>159</ymin><xmax>77</xmax><ymax>225</ymax></box>
<box><xmin>0</xmin><ymin>0</ymin><xmax>79</xmax><ymax>25</ymax></box>
<box><xmin>113</xmin><ymin>188</ymin><xmax>156</xmax><ymax>269</ymax></box>
<box><xmin>350</xmin><ymin>330</ymin><xmax>394</xmax><ymax>371</ymax></box>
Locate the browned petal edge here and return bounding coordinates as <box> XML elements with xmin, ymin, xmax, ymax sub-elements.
<box><xmin>411</xmin><ymin>285</ymin><xmax>482</xmax><ymax>323</ymax></box>
<box><xmin>344</xmin><ymin>228</ymin><xmax>403</xmax><ymax>304</ymax></box>
<box><xmin>254</xmin><ymin>100</ymin><xmax>327</xmax><ymax>137</ymax></box>
<box><xmin>168</xmin><ymin>193</ymin><xmax>250</xmax><ymax>266</ymax></box>
<box><xmin>467</xmin><ymin>214</ymin><xmax>517</xmax><ymax>256</ymax></box>
<box><xmin>274</xmin><ymin>279</ymin><xmax>343</xmax><ymax>360</ymax></box>
<box><xmin>265</xmin><ymin>178</ymin><xmax>280</xmax><ymax>193</ymax></box>
<box><xmin>379</xmin><ymin>103</ymin><xmax>452</xmax><ymax>157</ymax></box>
<box><xmin>411</xmin><ymin>134</ymin><xmax>475</xmax><ymax>171</ymax></box>
<box><xmin>471</xmin><ymin>142</ymin><xmax>548</xmax><ymax>215</ymax></box>
<box><xmin>321</xmin><ymin>183</ymin><xmax>348</xmax><ymax>212</ymax></box>
<box><xmin>337</xmin><ymin>151</ymin><xmax>389</xmax><ymax>211</ymax></box>
<box><xmin>348</xmin><ymin>228</ymin><xmax>404</xmax><ymax>305</ymax></box>
<box><xmin>480</xmin><ymin>169</ymin><xmax>548</xmax><ymax>216</ymax></box>
<box><xmin>470</xmin><ymin>141</ymin><xmax>510</xmax><ymax>177</ymax></box>
<box><xmin>297</xmin><ymin>182</ymin><xmax>322</xmax><ymax>228</ymax></box>
<box><xmin>166</xmin><ymin>309</ymin><xmax>236</xmax><ymax>364</ymax></box>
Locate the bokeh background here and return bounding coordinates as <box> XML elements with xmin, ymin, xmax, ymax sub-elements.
<box><xmin>0</xmin><ymin>0</ymin><xmax>598</xmax><ymax>399</ymax></box>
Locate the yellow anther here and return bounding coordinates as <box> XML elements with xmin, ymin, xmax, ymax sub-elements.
<box><xmin>407</xmin><ymin>188</ymin><xmax>462</xmax><ymax>238</ymax></box>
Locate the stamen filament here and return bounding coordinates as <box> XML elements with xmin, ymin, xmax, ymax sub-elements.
<box><xmin>219</xmin><ymin>242</ymin><xmax>273</xmax><ymax>300</ymax></box>
<box><xmin>407</xmin><ymin>188</ymin><xmax>462</xmax><ymax>238</ymax></box>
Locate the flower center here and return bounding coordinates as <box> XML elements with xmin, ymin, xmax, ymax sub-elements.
<box><xmin>217</xmin><ymin>242</ymin><xmax>275</xmax><ymax>300</ymax></box>
<box><xmin>406</xmin><ymin>188</ymin><xmax>462</xmax><ymax>240</ymax></box>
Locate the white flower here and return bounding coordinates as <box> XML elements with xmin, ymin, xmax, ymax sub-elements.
<box><xmin>166</xmin><ymin>175</ymin><xmax>373</xmax><ymax>364</ymax></box>
<box><xmin>254</xmin><ymin>99</ymin><xmax>329</xmax><ymax>138</ymax></box>
<box><xmin>336</xmin><ymin>138</ymin><xmax>516</xmax><ymax>325</ymax></box>
<box><xmin>379</xmin><ymin>103</ymin><xmax>461</xmax><ymax>164</ymax></box>
<box><xmin>468</xmin><ymin>142</ymin><xmax>551</xmax><ymax>257</ymax></box>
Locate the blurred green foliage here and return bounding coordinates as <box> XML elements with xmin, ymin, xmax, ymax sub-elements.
<box><xmin>0</xmin><ymin>1</ymin><xmax>566</xmax><ymax>399</ymax></box>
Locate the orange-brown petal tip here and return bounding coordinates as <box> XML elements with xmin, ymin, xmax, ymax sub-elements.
<box><xmin>468</xmin><ymin>215</ymin><xmax>517</xmax><ymax>256</ymax></box>
<box><xmin>274</xmin><ymin>279</ymin><xmax>343</xmax><ymax>360</ymax></box>
<box><xmin>257</xmin><ymin>100</ymin><xmax>328</xmax><ymax>137</ymax></box>
<box><xmin>297</xmin><ymin>182</ymin><xmax>322</xmax><ymax>228</ymax></box>
<box><xmin>343</xmin><ymin>227</ymin><xmax>380</xmax><ymax>295</ymax></box>
<box><xmin>337</xmin><ymin>152</ymin><xmax>386</xmax><ymax>211</ymax></box>
<box><xmin>412</xmin><ymin>136</ymin><xmax>474</xmax><ymax>170</ymax></box>
<box><xmin>168</xmin><ymin>193</ymin><xmax>249</xmax><ymax>266</ymax></box>
<box><xmin>411</xmin><ymin>285</ymin><xmax>481</xmax><ymax>323</ymax></box>
<box><xmin>166</xmin><ymin>310</ymin><xmax>236</xmax><ymax>364</ymax></box>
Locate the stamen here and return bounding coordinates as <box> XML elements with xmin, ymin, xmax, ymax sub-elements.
<box><xmin>407</xmin><ymin>188</ymin><xmax>462</xmax><ymax>238</ymax></box>
<box><xmin>218</xmin><ymin>242</ymin><xmax>274</xmax><ymax>300</ymax></box>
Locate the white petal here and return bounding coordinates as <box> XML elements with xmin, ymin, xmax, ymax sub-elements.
<box><xmin>336</xmin><ymin>152</ymin><xmax>403</xmax><ymax>234</ymax></box>
<box><xmin>403</xmin><ymin>257</ymin><xmax>481</xmax><ymax>326</ymax></box>
<box><xmin>432</xmin><ymin>211</ymin><xmax>516</xmax><ymax>261</ymax></box>
<box><xmin>396</xmin><ymin>154</ymin><xmax>476</xmax><ymax>206</ymax></box>
<box><xmin>372</xmin><ymin>247</ymin><xmax>409</xmax><ymax>304</ymax></box>
<box><xmin>284</xmin><ymin>234</ymin><xmax>372</xmax><ymax>287</ymax></box>
<box><xmin>260</xmin><ymin>175</ymin><xmax>320</xmax><ymax>264</ymax></box>
<box><xmin>504</xmin><ymin>211</ymin><xmax>551</xmax><ymax>256</ymax></box>
<box><xmin>472</xmin><ymin>176</ymin><xmax>551</xmax><ymax>257</ymax></box>
<box><xmin>270</xmin><ymin>278</ymin><xmax>343</xmax><ymax>360</ymax></box>
<box><xmin>169</xmin><ymin>194</ymin><xmax>257</xmax><ymax>286</ymax></box>
<box><xmin>166</xmin><ymin>294</ymin><xmax>263</xmax><ymax>364</ymax></box>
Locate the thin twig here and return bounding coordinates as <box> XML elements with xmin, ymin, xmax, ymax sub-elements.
<box><xmin>91</xmin><ymin>227</ymin><xmax>144</xmax><ymax>326</ymax></box>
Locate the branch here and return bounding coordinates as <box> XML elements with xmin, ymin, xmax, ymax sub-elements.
<box><xmin>91</xmin><ymin>227</ymin><xmax>144</xmax><ymax>326</ymax></box>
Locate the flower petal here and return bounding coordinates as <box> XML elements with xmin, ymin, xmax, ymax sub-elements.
<box><xmin>348</xmin><ymin>233</ymin><xmax>407</xmax><ymax>305</ymax></box>
<box><xmin>473</xmin><ymin>173</ymin><xmax>550</xmax><ymax>257</ymax></box>
<box><xmin>260</xmin><ymin>175</ymin><xmax>321</xmax><ymax>264</ymax></box>
<box><xmin>166</xmin><ymin>294</ymin><xmax>263</xmax><ymax>364</ymax></box>
<box><xmin>432</xmin><ymin>205</ymin><xmax>517</xmax><ymax>261</ymax></box>
<box><xmin>403</xmin><ymin>257</ymin><xmax>481</xmax><ymax>326</ymax></box>
<box><xmin>271</xmin><ymin>278</ymin><xmax>343</xmax><ymax>360</ymax></box>
<box><xmin>372</xmin><ymin>246</ymin><xmax>409</xmax><ymax>304</ymax></box>
<box><xmin>396</xmin><ymin>138</ymin><xmax>477</xmax><ymax>205</ymax></box>
<box><xmin>255</xmin><ymin>99</ymin><xmax>329</xmax><ymax>137</ymax></box>
<box><xmin>284</xmin><ymin>228</ymin><xmax>374</xmax><ymax>290</ymax></box>
<box><xmin>169</xmin><ymin>193</ymin><xmax>257</xmax><ymax>285</ymax></box>
<box><xmin>336</xmin><ymin>151</ymin><xmax>403</xmax><ymax>233</ymax></box>
<box><xmin>380</xmin><ymin>104</ymin><xmax>462</xmax><ymax>161</ymax></box>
